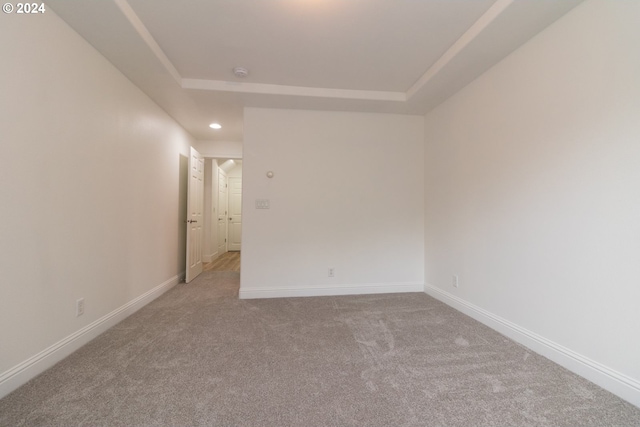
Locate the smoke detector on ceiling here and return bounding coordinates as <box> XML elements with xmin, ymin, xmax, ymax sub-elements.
<box><xmin>233</xmin><ymin>67</ymin><xmax>249</xmax><ymax>78</ymax></box>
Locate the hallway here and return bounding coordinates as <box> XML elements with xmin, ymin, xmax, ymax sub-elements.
<box><xmin>203</xmin><ymin>252</ymin><xmax>240</xmax><ymax>272</ymax></box>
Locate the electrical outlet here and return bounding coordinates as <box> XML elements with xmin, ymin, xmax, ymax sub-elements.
<box><xmin>76</xmin><ymin>298</ymin><xmax>85</xmax><ymax>317</ymax></box>
<box><xmin>328</xmin><ymin>267</ymin><xmax>335</xmax><ymax>278</ymax></box>
<box><xmin>255</xmin><ymin>199</ymin><xmax>270</xmax><ymax>209</ymax></box>
<box><xmin>452</xmin><ymin>275</ymin><xmax>459</xmax><ymax>288</ymax></box>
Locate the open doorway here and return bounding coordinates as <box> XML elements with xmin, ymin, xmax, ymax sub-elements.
<box><xmin>203</xmin><ymin>158</ymin><xmax>242</xmax><ymax>273</ymax></box>
<box><xmin>204</xmin><ymin>251</ymin><xmax>240</xmax><ymax>272</ymax></box>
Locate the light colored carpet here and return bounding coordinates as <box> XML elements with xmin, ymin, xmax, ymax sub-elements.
<box><xmin>1</xmin><ymin>271</ymin><xmax>639</xmax><ymax>426</ymax></box>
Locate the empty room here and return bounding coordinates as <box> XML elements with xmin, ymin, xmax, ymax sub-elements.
<box><xmin>1</xmin><ymin>0</ymin><xmax>639</xmax><ymax>425</ymax></box>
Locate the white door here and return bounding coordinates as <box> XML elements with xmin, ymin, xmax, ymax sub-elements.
<box><xmin>186</xmin><ymin>147</ymin><xmax>204</xmax><ymax>283</ymax></box>
<box><xmin>228</xmin><ymin>177</ymin><xmax>242</xmax><ymax>251</ymax></box>
<box><xmin>217</xmin><ymin>169</ymin><xmax>228</xmax><ymax>255</ymax></box>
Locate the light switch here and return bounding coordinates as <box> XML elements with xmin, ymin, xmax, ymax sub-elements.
<box><xmin>255</xmin><ymin>199</ymin><xmax>270</xmax><ymax>209</ymax></box>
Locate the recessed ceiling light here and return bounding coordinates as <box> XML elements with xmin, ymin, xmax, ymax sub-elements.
<box><xmin>209</xmin><ymin>123</ymin><xmax>222</xmax><ymax>129</ymax></box>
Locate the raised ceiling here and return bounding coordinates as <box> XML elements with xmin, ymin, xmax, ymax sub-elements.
<box><xmin>127</xmin><ymin>0</ymin><xmax>496</xmax><ymax>91</ymax></box>
<box><xmin>46</xmin><ymin>0</ymin><xmax>583</xmax><ymax>142</ymax></box>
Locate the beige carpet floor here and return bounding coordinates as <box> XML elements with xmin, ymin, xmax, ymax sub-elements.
<box><xmin>1</xmin><ymin>271</ymin><xmax>639</xmax><ymax>426</ymax></box>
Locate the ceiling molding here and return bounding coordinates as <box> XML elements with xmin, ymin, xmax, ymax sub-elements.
<box><xmin>182</xmin><ymin>79</ymin><xmax>406</xmax><ymax>102</ymax></box>
<box><xmin>406</xmin><ymin>0</ymin><xmax>513</xmax><ymax>99</ymax></box>
<box><xmin>113</xmin><ymin>0</ymin><xmax>182</xmax><ymax>85</ymax></box>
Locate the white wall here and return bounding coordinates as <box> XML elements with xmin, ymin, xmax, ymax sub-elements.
<box><xmin>241</xmin><ymin>108</ymin><xmax>424</xmax><ymax>298</ymax></box>
<box><xmin>195</xmin><ymin>140</ymin><xmax>243</xmax><ymax>159</ymax></box>
<box><xmin>0</xmin><ymin>10</ymin><xmax>193</xmax><ymax>396</ymax></box>
<box><xmin>227</xmin><ymin>162</ymin><xmax>243</xmax><ymax>178</ymax></box>
<box><xmin>423</xmin><ymin>0</ymin><xmax>640</xmax><ymax>405</ymax></box>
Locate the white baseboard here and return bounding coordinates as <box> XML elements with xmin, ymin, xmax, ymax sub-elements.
<box><xmin>239</xmin><ymin>282</ymin><xmax>424</xmax><ymax>300</ymax></box>
<box><xmin>0</xmin><ymin>272</ymin><xmax>184</xmax><ymax>400</ymax></box>
<box><xmin>203</xmin><ymin>251</ymin><xmax>220</xmax><ymax>264</ymax></box>
<box><xmin>424</xmin><ymin>284</ymin><xmax>640</xmax><ymax>408</ymax></box>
